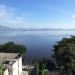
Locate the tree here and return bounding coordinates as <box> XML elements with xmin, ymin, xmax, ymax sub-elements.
<box><xmin>0</xmin><ymin>57</ymin><xmax>5</xmax><ymax>75</ymax></box>
<box><xmin>32</xmin><ymin>58</ymin><xmax>55</xmax><ymax>75</ymax></box>
<box><xmin>53</xmin><ymin>36</ymin><xmax>75</xmax><ymax>73</ymax></box>
<box><xmin>0</xmin><ymin>42</ymin><xmax>26</xmax><ymax>55</ymax></box>
<box><xmin>0</xmin><ymin>64</ymin><xmax>3</xmax><ymax>75</ymax></box>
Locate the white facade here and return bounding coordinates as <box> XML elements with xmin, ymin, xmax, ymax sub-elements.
<box><xmin>3</xmin><ymin>68</ymin><xmax>8</xmax><ymax>75</ymax></box>
<box><xmin>12</xmin><ymin>59</ymin><xmax>18</xmax><ymax>75</ymax></box>
<box><xmin>0</xmin><ymin>53</ymin><xmax>22</xmax><ymax>75</ymax></box>
<box><xmin>8</xmin><ymin>57</ymin><xmax>22</xmax><ymax>75</ymax></box>
<box><xmin>18</xmin><ymin>57</ymin><xmax>22</xmax><ymax>75</ymax></box>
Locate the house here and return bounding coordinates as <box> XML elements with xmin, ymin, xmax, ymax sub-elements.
<box><xmin>0</xmin><ymin>53</ymin><xmax>22</xmax><ymax>75</ymax></box>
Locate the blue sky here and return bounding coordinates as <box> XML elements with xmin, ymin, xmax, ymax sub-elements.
<box><xmin>0</xmin><ymin>0</ymin><xmax>75</xmax><ymax>29</ymax></box>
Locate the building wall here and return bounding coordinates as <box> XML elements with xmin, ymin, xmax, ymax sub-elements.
<box><xmin>4</xmin><ymin>56</ymin><xmax>22</xmax><ymax>75</ymax></box>
<box><xmin>8</xmin><ymin>64</ymin><xmax>13</xmax><ymax>75</ymax></box>
<box><xmin>18</xmin><ymin>57</ymin><xmax>22</xmax><ymax>75</ymax></box>
<box><xmin>3</xmin><ymin>68</ymin><xmax>8</xmax><ymax>75</ymax></box>
<box><xmin>12</xmin><ymin>59</ymin><xmax>18</xmax><ymax>75</ymax></box>
<box><xmin>12</xmin><ymin>56</ymin><xmax>22</xmax><ymax>75</ymax></box>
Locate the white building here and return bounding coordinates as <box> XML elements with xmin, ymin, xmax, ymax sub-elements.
<box><xmin>0</xmin><ymin>53</ymin><xmax>22</xmax><ymax>75</ymax></box>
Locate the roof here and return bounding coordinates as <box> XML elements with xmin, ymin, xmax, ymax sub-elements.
<box><xmin>0</xmin><ymin>53</ymin><xmax>21</xmax><ymax>71</ymax></box>
<box><xmin>0</xmin><ymin>53</ymin><xmax>19</xmax><ymax>64</ymax></box>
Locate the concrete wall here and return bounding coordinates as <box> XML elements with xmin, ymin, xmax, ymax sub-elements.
<box><xmin>3</xmin><ymin>68</ymin><xmax>8</xmax><ymax>75</ymax></box>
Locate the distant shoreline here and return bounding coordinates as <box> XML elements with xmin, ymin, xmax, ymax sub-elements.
<box><xmin>1</xmin><ymin>29</ymin><xmax>75</xmax><ymax>31</ymax></box>
<box><xmin>1</xmin><ymin>25</ymin><xmax>75</xmax><ymax>31</ymax></box>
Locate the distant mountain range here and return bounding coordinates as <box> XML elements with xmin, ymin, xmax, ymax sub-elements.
<box><xmin>0</xmin><ymin>26</ymin><xmax>12</xmax><ymax>31</ymax></box>
<box><xmin>0</xmin><ymin>25</ymin><xmax>75</xmax><ymax>31</ymax></box>
<box><xmin>0</xmin><ymin>26</ymin><xmax>26</xmax><ymax>31</ymax></box>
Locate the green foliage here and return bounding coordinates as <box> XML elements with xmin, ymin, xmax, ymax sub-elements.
<box><xmin>0</xmin><ymin>69</ymin><xmax>2</xmax><ymax>75</ymax></box>
<box><xmin>53</xmin><ymin>36</ymin><xmax>75</xmax><ymax>71</ymax></box>
<box><xmin>42</xmin><ymin>69</ymin><xmax>48</xmax><ymax>75</ymax></box>
<box><xmin>0</xmin><ymin>42</ymin><xmax>26</xmax><ymax>55</ymax></box>
<box><xmin>32</xmin><ymin>58</ymin><xmax>55</xmax><ymax>75</ymax></box>
<box><xmin>0</xmin><ymin>64</ymin><xmax>3</xmax><ymax>75</ymax></box>
<box><xmin>32</xmin><ymin>59</ymin><xmax>46</xmax><ymax>75</ymax></box>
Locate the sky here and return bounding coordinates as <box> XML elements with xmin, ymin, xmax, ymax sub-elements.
<box><xmin>0</xmin><ymin>0</ymin><xmax>75</xmax><ymax>29</ymax></box>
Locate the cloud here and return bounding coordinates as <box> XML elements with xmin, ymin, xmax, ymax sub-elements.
<box><xmin>59</xmin><ymin>9</ymin><xmax>75</xmax><ymax>24</ymax></box>
<box><xmin>72</xmin><ymin>14</ymin><xmax>75</xmax><ymax>19</ymax></box>
<box><xmin>71</xmin><ymin>14</ymin><xmax>75</xmax><ymax>23</ymax></box>
<box><xmin>0</xmin><ymin>4</ymin><xmax>32</xmax><ymax>28</ymax></box>
<box><xmin>0</xmin><ymin>4</ymin><xmax>15</xmax><ymax>19</ymax></box>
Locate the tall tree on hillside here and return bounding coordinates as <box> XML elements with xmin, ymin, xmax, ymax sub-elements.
<box><xmin>53</xmin><ymin>36</ymin><xmax>75</xmax><ymax>74</ymax></box>
<box><xmin>0</xmin><ymin>42</ymin><xmax>26</xmax><ymax>55</ymax></box>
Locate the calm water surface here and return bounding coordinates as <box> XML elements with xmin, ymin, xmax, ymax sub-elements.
<box><xmin>0</xmin><ymin>30</ymin><xmax>75</xmax><ymax>63</ymax></box>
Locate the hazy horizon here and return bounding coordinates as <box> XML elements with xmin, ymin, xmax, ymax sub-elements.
<box><xmin>0</xmin><ymin>0</ymin><xmax>75</xmax><ymax>29</ymax></box>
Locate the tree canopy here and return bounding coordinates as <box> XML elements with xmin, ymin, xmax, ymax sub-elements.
<box><xmin>32</xmin><ymin>58</ymin><xmax>55</xmax><ymax>72</ymax></box>
<box><xmin>32</xmin><ymin>58</ymin><xmax>53</xmax><ymax>75</ymax></box>
<box><xmin>53</xmin><ymin>36</ymin><xmax>75</xmax><ymax>71</ymax></box>
<box><xmin>0</xmin><ymin>42</ymin><xmax>26</xmax><ymax>55</ymax></box>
